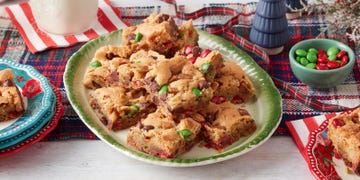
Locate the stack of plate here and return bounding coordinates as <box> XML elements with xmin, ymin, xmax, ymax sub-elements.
<box><xmin>0</xmin><ymin>58</ymin><xmax>63</xmax><ymax>156</ymax></box>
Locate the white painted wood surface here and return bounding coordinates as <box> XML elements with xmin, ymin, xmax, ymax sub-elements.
<box><xmin>0</xmin><ymin>136</ymin><xmax>314</xmax><ymax>180</ymax></box>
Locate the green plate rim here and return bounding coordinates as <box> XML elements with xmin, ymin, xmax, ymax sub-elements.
<box><xmin>64</xmin><ymin>29</ymin><xmax>282</xmax><ymax>166</ymax></box>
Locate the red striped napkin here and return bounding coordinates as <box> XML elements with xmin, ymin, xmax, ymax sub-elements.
<box><xmin>285</xmin><ymin>113</ymin><xmax>339</xmax><ymax>161</ymax></box>
<box><xmin>4</xmin><ymin>0</ymin><xmax>128</xmax><ymax>53</ymax></box>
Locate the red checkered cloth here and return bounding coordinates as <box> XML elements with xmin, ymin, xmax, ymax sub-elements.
<box><xmin>0</xmin><ymin>1</ymin><xmax>359</xmax><ymax>140</ymax></box>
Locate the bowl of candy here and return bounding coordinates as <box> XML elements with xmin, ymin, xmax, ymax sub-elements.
<box><xmin>289</xmin><ymin>38</ymin><xmax>355</xmax><ymax>88</ymax></box>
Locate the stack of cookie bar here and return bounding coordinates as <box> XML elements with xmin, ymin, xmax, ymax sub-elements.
<box><xmin>83</xmin><ymin>13</ymin><xmax>257</xmax><ymax>158</ymax></box>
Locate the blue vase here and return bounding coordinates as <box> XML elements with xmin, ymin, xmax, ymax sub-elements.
<box><xmin>250</xmin><ymin>28</ymin><xmax>289</xmax><ymax>48</ymax></box>
<box><xmin>252</xmin><ymin>13</ymin><xmax>288</xmax><ymax>33</ymax></box>
<box><xmin>250</xmin><ymin>0</ymin><xmax>289</xmax><ymax>52</ymax></box>
<box><xmin>255</xmin><ymin>0</ymin><xmax>287</xmax><ymax>19</ymax></box>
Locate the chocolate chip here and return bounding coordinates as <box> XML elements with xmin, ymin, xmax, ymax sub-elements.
<box><xmin>170</xmin><ymin>107</ymin><xmax>186</xmax><ymax>113</ymax></box>
<box><xmin>108</xmin><ymin>71</ymin><xmax>119</xmax><ymax>84</ymax></box>
<box><xmin>198</xmin><ymin>80</ymin><xmax>209</xmax><ymax>89</ymax></box>
<box><xmin>142</xmin><ymin>125</ymin><xmax>155</xmax><ymax>131</ymax></box>
<box><xmin>149</xmin><ymin>82</ymin><xmax>160</xmax><ymax>93</ymax></box>
<box><xmin>126</xmin><ymin>33</ymin><xmax>136</xmax><ymax>41</ymax></box>
<box><xmin>136</xmin><ymin>121</ymin><xmax>144</xmax><ymax>129</ymax></box>
<box><xmin>205</xmin><ymin>113</ymin><xmax>216</xmax><ymax>123</ymax></box>
<box><xmin>150</xmin><ymin>55</ymin><xmax>158</xmax><ymax>60</ymax></box>
<box><xmin>105</xmin><ymin>52</ymin><xmax>119</xmax><ymax>60</ymax></box>
<box><xmin>238</xmin><ymin>109</ymin><xmax>250</xmax><ymax>116</ymax></box>
<box><xmin>352</xmin><ymin>114</ymin><xmax>359</xmax><ymax>123</ymax></box>
<box><xmin>153</xmin><ymin>96</ymin><xmax>161</xmax><ymax>105</ymax></box>
<box><xmin>100</xmin><ymin>116</ymin><xmax>108</xmax><ymax>125</ymax></box>
<box><xmin>2</xmin><ymin>79</ymin><xmax>13</xmax><ymax>87</ymax></box>
<box><xmin>144</xmin><ymin>77</ymin><xmax>154</xmax><ymax>84</ymax></box>
<box><xmin>130</xmin><ymin>89</ymin><xmax>147</xmax><ymax>99</ymax></box>
<box><xmin>156</xmin><ymin>14</ymin><xmax>170</xmax><ymax>23</ymax></box>
<box><xmin>215</xmin><ymin>73</ymin><xmax>222</xmax><ymax>79</ymax></box>
<box><xmin>92</xmin><ymin>81</ymin><xmax>102</xmax><ymax>88</ymax></box>
<box><xmin>145</xmin><ymin>77</ymin><xmax>159</xmax><ymax>92</ymax></box>
<box><xmin>168</xmin><ymin>19</ymin><xmax>179</xmax><ymax>37</ymax></box>
<box><xmin>139</xmin><ymin>102</ymin><xmax>151</xmax><ymax>109</ymax></box>
<box><xmin>192</xmin><ymin>46</ymin><xmax>201</xmax><ymax>57</ymax></box>
<box><xmin>160</xmin><ymin>91</ymin><xmax>167</xmax><ymax>101</ymax></box>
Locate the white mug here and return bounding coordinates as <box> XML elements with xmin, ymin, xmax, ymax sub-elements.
<box><xmin>30</xmin><ymin>0</ymin><xmax>98</xmax><ymax>35</ymax></box>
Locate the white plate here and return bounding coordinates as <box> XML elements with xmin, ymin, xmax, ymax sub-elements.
<box><xmin>64</xmin><ymin>29</ymin><xmax>282</xmax><ymax>167</ymax></box>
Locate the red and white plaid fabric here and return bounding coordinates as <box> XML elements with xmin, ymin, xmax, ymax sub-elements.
<box><xmin>4</xmin><ymin>0</ymin><xmax>128</xmax><ymax>53</ymax></box>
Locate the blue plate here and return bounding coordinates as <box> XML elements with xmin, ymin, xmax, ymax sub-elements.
<box><xmin>0</xmin><ymin>94</ymin><xmax>55</xmax><ymax>149</ymax></box>
<box><xmin>0</xmin><ymin>58</ymin><xmax>54</xmax><ymax>141</ymax></box>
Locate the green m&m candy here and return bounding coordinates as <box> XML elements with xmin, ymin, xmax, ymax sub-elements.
<box><xmin>295</xmin><ymin>49</ymin><xmax>307</xmax><ymax>57</ymax></box>
<box><xmin>328</xmin><ymin>54</ymin><xmax>337</xmax><ymax>61</ymax></box>
<box><xmin>327</xmin><ymin>46</ymin><xmax>340</xmax><ymax>56</ymax></box>
<box><xmin>306</xmin><ymin>63</ymin><xmax>316</xmax><ymax>69</ymax></box>
<box><xmin>306</xmin><ymin>52</ymin><xmax>317</xmax><ymax>63</ymax></box>
<box><xmin>308</xmin><ymin>48</ymin><xmax>318</xmax><ymax>54</ymax></box>
<box><xmin>300</xmin><ymin>57</ymin><xmax>309</xmax><ymax>66</ymax></box>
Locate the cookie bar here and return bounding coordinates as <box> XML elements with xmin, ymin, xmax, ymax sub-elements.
<box><xmin>144</xmin><ymin>55</ymin><xmax>214</xmax><ymax>112</ymax></box>
<box><xmin>89</xmin><ymin>86</ymin><xmax>156</xmax><ymax>131</ymax></box>
<box><xmin>0</xmin><ymin>68</ymin><xmax>25</xmax><ymax>121</ymax></box>
<box><xmin>200</xmin><ymin>101</ymin><xmax>257</xmax><ymax>150</ymax></box>
<box><xmin>121</xmin><ymin>13</ymin><xmax>198</xmax><ymax>57</ymax></box>
<box><xmin>213</xmin><ymin>61</ymin><xmax>256</xmax><ymax>103</ymax></box>
<box><xmin>83</xmin><ymin>47</ymin><xmax>161</xmax><ymax>90</ymax></box>
<box><xmin>83</xmin><ymin>46</ymin><xmax>131</xmax><ymax>89</ymax></box>
<box><xmin>181</xmin><ymin>45</ymin><xmax>225</xmax><ymax>82</ymax></box>
<box><xmin>127</xmin><ymin>107</ymin><xmax>202</xmax><ymax>158</ymax></box>
<box><xmin>327</xmin><ymin>107</ymin><xmax>360</xmax><ymax>175</ymax></box>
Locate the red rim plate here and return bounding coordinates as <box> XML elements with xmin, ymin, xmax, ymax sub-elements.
<box><xmin>0</xmin><ymin>83</ymin><xmax>64</xmax><ymax>157</ymax></box>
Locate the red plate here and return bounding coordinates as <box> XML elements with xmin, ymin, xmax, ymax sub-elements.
<box><xmin>0</xmin><ymin>83</ymin><xmax>64</xmax><ymax>157</ymax></box>
<box><xmin>306</xmin><ymin>109</ymin><xmax>358</xmax><ymax>180</ymax></box>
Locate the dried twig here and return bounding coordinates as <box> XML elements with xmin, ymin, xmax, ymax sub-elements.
<box><xmin>290</xmin><ymin>0</ymin><xmax>360</xmax><ymax>44</ymax></box>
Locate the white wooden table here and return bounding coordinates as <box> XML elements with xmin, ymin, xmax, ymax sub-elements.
<box><xmin>0</xmin><ymin>137</ymin><xmax>314</xmax><ymax>180</ymax></box>
<box><xmin>0</xmin><ymin>0</ymin><xmax>314</xmax><ymax>179</ymax></box>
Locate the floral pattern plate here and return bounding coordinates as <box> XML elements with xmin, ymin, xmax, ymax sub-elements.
<box><xmin>0</xmin><ymin>58</ymin><xmax>54</xmax><ymax>141</ymax></box>
<box><xmin>306</xmin><ymin>110</ymin><xmax>359</xmax><ymax>180</ymax></box>
<box><xmin>64</xmin><ymin>29</ymin><xmax>282</xmax><ymax>167</ymax></box>
<box><xmin>0</xmin><ymin>83</ymin><xmax>63</xmax><ymax>157</ymax></box>
<box><xmin>0</xmin><ymin>94</ymin><xmax>55</xmax><ymax>149</ymax></box>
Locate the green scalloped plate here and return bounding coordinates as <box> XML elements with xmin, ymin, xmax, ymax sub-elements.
<box><xmin>64</xmin><ymin>30</ymin><xmax>282</xmax><ymax>167</ymax></box>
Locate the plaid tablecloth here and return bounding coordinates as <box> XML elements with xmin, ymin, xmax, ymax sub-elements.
<box><xmin>0</xmin><ymin>1</ymin><xmax>359</xmax><ymax>140</ymax></box>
